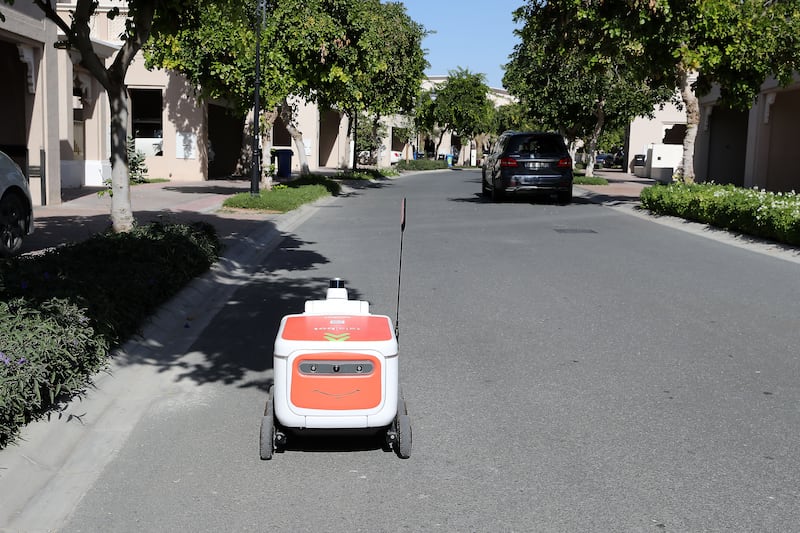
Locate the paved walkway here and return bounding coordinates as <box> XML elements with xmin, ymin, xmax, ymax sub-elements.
<box><xmin>23</xmin><ymin>179</ymin><xmax>277</xmax><ymax>256</ymax></box>
<box><xmin>576</xmin><ymin>168</ymin><xmax>654</xmax><ymax>205</ymax></box>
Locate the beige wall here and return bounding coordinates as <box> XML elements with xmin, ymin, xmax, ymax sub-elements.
<box><xmin>738</xmin><ymin>77</ymin><xmax>800</xmax><ymax>192</ymax></box>
<box><xmin>695</xmin><ymin>102</ymin><xmax>748</xmax><ymax>186</ymax></box>
<box><xmin>764</xmin><ymin>87</ymin><xmax>800</xmax><ymax>192</ymax></box>
<box><xmin>628</xmin><ymin>101</ymin><xmax>686</xmax><ymax>174</ymax></box>
<box><xmin>1</xmin><ymin>6</ymin><xmax>62</xmax><ymax>205</ymax></box>
<box><xmin>125</xmin><ymin>58</ymin><xmax>208</xmax><ymax>182</ymax></box>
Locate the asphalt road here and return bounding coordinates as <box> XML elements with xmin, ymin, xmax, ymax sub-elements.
<box><xmin>61</xmin><ymin>170</ymin><xmax>800</xmax><ymax>532</ymax></box>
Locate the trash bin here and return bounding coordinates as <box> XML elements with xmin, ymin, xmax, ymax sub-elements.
<box><xmin>445</xmin><ymin>154</ymin><xmax>454</xmax><ymax>167</ymax></box>
<box><xmin>275</xmin><ymin>149</ymin><xmax>293</xmax><ymax>178</ymax></box>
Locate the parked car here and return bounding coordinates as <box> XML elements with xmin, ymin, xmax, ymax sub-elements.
<box><xmin>595</xmin><ymin>153</ymin><xmax>614</xmax><ymax>168</ymax></box>
<box><xmin>0</xmin><ymin>150</ymin><xmax>34</xmax><ymax>256</ymax></box>
<box><xmin>482</xmin><ymin>131</ymin><xmax>573</xmax><ymax>203</ymax></box>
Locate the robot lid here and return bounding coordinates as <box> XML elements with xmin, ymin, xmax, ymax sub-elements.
<box><xmin>275</xmin><ymin>314</ymin><xmax>398</xmax><ymax>357</ymax></box>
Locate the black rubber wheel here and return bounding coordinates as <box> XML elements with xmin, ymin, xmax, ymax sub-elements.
<box><xmin>259</xmin><ymin>386</ymin><xmax>275</xmax><ymax>460</ymax></box>
<box><xmin>557</xmin><ymin>189</ymin><xmax>573</xmax><ymax>205</ymax></box>
<box><xmin>0</xmin><ymin>193</ymin><xmax>27</xmax><ymax>257</ymax></box>
<box><xmin>396</xmin><ymin>413</ymin><xmax>412</xmax><ymax>459</ymax></box>
<box><xmin>481</xmin><ymin>171</ymin><xmax>490</xmax><ymax>197</ymax></box>
<box><xmin>394</xmin><ymin>387</ymin><xmax>412</xmax><ymax>458</ymax></box>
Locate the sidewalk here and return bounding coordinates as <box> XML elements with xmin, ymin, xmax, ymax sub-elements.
<box><xmin>574</xmin><ymin>169</ymin><xmax>654</xmax><ymax>205</ymax></box>
<box><xmin>22</xmin><ymin>179</ymin><xmax>277</xmax><ymax>256</ymax></box>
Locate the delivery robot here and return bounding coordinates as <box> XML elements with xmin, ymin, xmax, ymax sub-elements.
<box><xmin>260</xmin><ymin>278</ymin><xmax>411</xmax><ymax>460</ymax></box>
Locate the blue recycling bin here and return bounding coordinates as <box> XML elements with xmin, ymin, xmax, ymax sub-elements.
<box><xmin>446</xmin><ymin>154</ymin><xmax>454</xmax><ymax>167</ymax></box>
<box><xmin>275</xmin><ymin>149</ymin><xmax>293</xmax><ymax>178</ymax></box>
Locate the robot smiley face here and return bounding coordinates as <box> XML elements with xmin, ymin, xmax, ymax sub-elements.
<box><xmin>290</xmin><ymin>353</ymin><xmax>382</xmax><ymax>410</ymax></box>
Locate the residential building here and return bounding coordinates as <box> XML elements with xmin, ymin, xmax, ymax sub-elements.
<box><xmin>695</xmin><ymin>75</ymin><xmax>800</xmax><ymax>192</ymax></box>
<box><xmin>0</xmin><ymin>3</ymin><xmax>64</xmax><ymax>206</ymax></box>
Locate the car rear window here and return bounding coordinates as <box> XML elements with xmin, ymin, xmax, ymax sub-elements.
<box><xmin>508</xmin><ymin>135</ymin><xmax>565</xmax><ymax>156</ymax></box>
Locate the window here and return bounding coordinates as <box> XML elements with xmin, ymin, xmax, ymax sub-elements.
<box><xmin>130</xmin><ymin>88</ymin><xmax>163</xmax><ymax>156</ymax></box>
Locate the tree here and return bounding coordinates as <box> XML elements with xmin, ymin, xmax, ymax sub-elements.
<box><xmin>536</xmin><ymin>0</ymin><xmax>800</xmax><ymax>182</ymax></box>
<box><xmin>505</xmin><ymin>1</ymin><xmax>673</xmax><ymax>176</ymax></box>
<box><xmin>490</xmin><ymin>103</ymin><xmax>539</xmax><ymax>136</ymax></box>
<box><xmin>146</xmin><ymin>0</ymin><xmax>300</xmax><ymax>178</ymax></box>
<box><xmin>2</xmin><ymin>0</ymin><xmax>202</xmax><ymax>232</ymax></box>
<box><xmin>146</xmin><ymin>0</ymin><xmax>426</xmax><ymax>173</ymax></box>
<box><xmin>427</xmin><ymin>68</ymin><xmax>492</xmax><ymax>158</ymax></box>
<box><xmin>287</xmin><ymin>0</ymin><xmax>425</xmax><ymax>170</ymax></box>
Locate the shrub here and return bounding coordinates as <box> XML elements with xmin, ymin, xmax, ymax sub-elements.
<box><xmin>1</xmin><ymin>298</ymin><xmax>108</xmax><ymax>447</ymax></box>
<box><xmin>332</xmin><ymin>168</ymin><xmax>399</xmax><ymax>180</ymax></box>
<box><xmin>396</xmin><ymin>159</ymin><xmax>448</xmax><ymax>171</ymax></box>
<box><xmin>127</xmin><ymin>137</ymin><xmax>149</xmax><ymax>184</ymax></box>
<box><xmin>640</xmin><ymin>183</ymin><xmax>800</xmax><ymax>246</ymax></box>
<box><xmin>0</xmin><ymin>222</ymin><xmax>221</xmax><ymax>445</ymax></box>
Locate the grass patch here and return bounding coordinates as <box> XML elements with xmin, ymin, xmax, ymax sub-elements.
<box><xmin>332</xmin><ymin>167</ymin><xmax>399</xmax><ymax>181</ymax></box>
<box><xmin>223</xmin><ymin>174</ymin><xmax>339</xmax><ymax>213</ymax></box>
<box><xmin>574</xmin><ymin>176</ymin><xmax>609</xmax><ymax>185</ymax></box>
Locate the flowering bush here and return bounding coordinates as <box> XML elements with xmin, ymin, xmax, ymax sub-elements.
<box><xmin>640</xmin><ymin>183</ymin><xmax>800</xmax><ymax>246</ymax></box>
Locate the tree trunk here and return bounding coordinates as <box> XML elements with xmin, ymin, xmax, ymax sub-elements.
<box><xmin>567</xmin><ymin>139</ymin><xmax>579</xmax><ymax>171</ymax></box>
<box><xmin>585</xmin><ymin>101</ymin><xmax>606</xmax><ymax>178</ymax></box>
<box><xmin>107</xmin><ymin>82</ymin><xmax>135</xmax><ymax>232</ymax></box>
<box><xmin>434</xmin><ymin>128</ymin><xmax>447</xmax><ymax>161</ymax></box>
<box><xmin>371</xmin><ymin>116</ymin><xmax>381</xmax><ymax>166</ymax></box>
<box><xmin>261</xmin><ymin>108</ymin><xmax>278</xmax><ymax>190</ymax></box>
<box><xmin>677</xmin><ymin>66</ymin><xmax>699</xmax><ymax>183</ymax></box>
<box><xmin>280</xmin><ymin>99</ymin><xmax>309</xmax><ymax>176</ymax></box>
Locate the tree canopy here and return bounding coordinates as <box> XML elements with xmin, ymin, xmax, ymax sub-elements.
<box><xmin>418</xmin><ymin>68</ymin><xmax>492</xmax><ymax>156</ymax></box>
<box><xmin>145</xmin><ymin>0</ymin><xmax>427</xmax><ymax>172</ymax></box>
<box><xmin>512</xmin><ymin>0</ymin><xmax>800</xmax><ymax>181</ymax></box>
<box><xmin>505</xmin><ymin>0</ymin><xmax>674</xmax><ymax>175</ymax></box>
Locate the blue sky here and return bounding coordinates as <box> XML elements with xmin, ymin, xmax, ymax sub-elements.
<box><xmin>399</xmin><ymin>0</ymin><xmax>523</xmax><ymax>89</ymax></box>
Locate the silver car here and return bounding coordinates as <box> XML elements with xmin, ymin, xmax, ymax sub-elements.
<box><xmin>0</xmin><ymin>150</ymin><xmax>34</xmax><ymax>256</ymax></box>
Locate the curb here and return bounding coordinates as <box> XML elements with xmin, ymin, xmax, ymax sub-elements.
<box><xmin>575</xmin><ymin>186</ymin><xmax>800</xmax><ymax>265</ymax></box>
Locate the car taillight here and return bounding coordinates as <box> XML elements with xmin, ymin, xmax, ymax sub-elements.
<box><xmin>557</xmin><ymin>157</ymin><xmax>572</xmax><ymax>169</ymax></box>
<box><xmin>500</xmin><ymin>157</ymin><xmax>518</xmax><ymax>168</ymax></box>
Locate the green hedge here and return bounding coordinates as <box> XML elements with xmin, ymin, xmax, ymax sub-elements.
<box><xmin>640</xmin><ymin>183</ymin><xmax>800</xmax><ymax>246</ymax></box>
<box><xmin>0</xmin><ymin>222</ymin><xmax>221</xmax><ymax>447</ymax></box>
<box><xmin>396</xmin><ymin>159</ymin><xmax>449</xmax><ymax>171</ymax></box>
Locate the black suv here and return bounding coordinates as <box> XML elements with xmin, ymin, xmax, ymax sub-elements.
<box><xmin>482</xmin><ymin>131</ymin><xmax>573</xmax><ymax>203</ymax></box>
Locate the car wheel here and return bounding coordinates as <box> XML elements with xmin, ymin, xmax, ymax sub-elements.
<box><xmin>490</xmin><ymin>179</ymin><xmax>504</xmax><ymax>203</ymax></box>
<box><xmin>481</xmin><ymin>170</ymin><xmax>491</xmax><ymax>197</ymax></box>
<box><xmin>557</xmin><ymin>190</ymin><xmax>572</xmax><ymax>205</ymax></box>
<box><xmin>0</xmin><ymin>193</ymin><xmax>27</xmax><ymax>257</ymax></box>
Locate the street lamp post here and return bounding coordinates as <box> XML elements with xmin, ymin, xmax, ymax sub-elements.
<box><xmin>250</xmin><ymin>0</ymin><xmax>265</xmax><ymax>196</ymax></box>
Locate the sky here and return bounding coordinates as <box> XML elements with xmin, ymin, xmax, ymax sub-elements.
<box><xmin>399</xmin><ymin>1</ymin><xmax>523</xmax><ymax>90</ymax></box>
